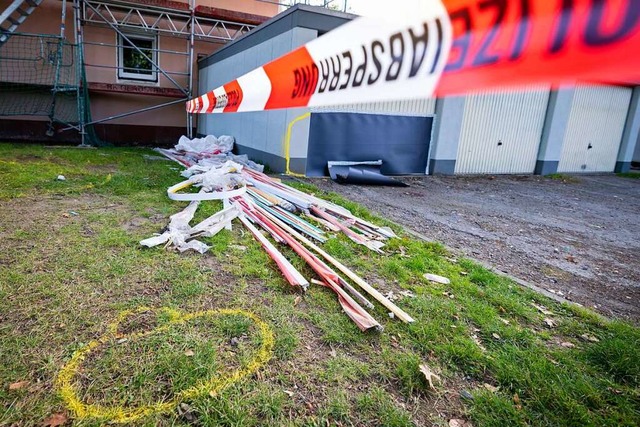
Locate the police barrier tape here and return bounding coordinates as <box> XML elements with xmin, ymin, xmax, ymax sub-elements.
<box><xmin>187</xmin><ymin>0</ymin><xmax>640</xmax><ymax>114</ymax></box>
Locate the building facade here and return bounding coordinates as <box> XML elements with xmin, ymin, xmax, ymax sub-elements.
<box><xmin>0</xmin><ymin>0</ymin><xmax>279</xmax><ymax>144</ymax></box>
<box><xmin>3</xmin><ymin>2</ymin><xmax>638</xmax><ymax>172</ymax></box>
<box><xmin>197</xmin><ymin>5</ymin><xmax>640</xmax><ymax>175</ymax></box>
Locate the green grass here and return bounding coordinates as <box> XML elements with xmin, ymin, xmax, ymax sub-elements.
<box><xmin>617</xmin><ymin>171</ymin><xmax>640</xmax><ymax>179</ymax></box>
<box><xmin>545</xmin><ymin>173</ymin><xmax>580</xmax><ymax>183</ymax></box>
<box><xmin>78</xmin><ymin>313</ymin><xmax>263</xmax><ymax>410</ymax></box>
<box><xmin>1</xmin><ymin>143</ymin><xmax>639</xmax><ymax>426</ymax></box>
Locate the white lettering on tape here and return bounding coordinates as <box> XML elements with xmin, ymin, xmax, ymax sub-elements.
<box><xmin>188</xmin><ymin>1</ymin><xmax>451</xmax><ymax>113</ymax></box>
<box><xmin>304</xmin><ymin>6</ymin><xmax>451</xmax><ymax>106</ymax></box>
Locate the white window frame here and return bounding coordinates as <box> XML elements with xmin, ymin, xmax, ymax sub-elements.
<box><xmin>117</xmin><ymin>32</ymin><xmax>158</xmax><ymax>83</ymax></box>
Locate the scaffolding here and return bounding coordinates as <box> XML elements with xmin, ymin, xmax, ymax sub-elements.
<box><xmin>0</xmin><ymin>0</ymin><xmax>261</xmax><ymax>145</ymax></box>
<box><xmin>0</xmin><ymin>0</ymin><xmax>345</xmax><ymax>145</ymax></box>
<box><xmin>72</xmin><ymin>0</ymin><xmax>264</xmax><ymax>145</ymax></box>
<box><xmin>0</xmin><ymin>0</ymin><xmax>81</xmax><ymax>138</ymax></box>
<box><xmin>258</xmin><ymin>0</ymin><xmax>349</xmax><ymax>12</ymax></box>
<box><xmin>0</xmin><ymin>33</ymin><xmax>79</xmax><ymax>135</ymax></box>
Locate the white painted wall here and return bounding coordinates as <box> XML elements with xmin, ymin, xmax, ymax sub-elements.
<box><xmin>198</xmin><ymin>27</ymin><xmax>317</xmax><ymax>162</ymax></box>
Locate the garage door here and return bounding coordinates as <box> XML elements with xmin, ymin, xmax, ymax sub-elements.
<box><xmin>558</xmin><ymin>85</ymin><xmax>632</xmax><ymax>173</ymax></box>
<box><xmin>311</xmin><ymin>98</ymin><xmax>436</xmax><ymax>116</ymax></box>
<box><xmin>455</xmin><ymin>87</ymin><xmax>550</xmax><ymax>174</ymax></box>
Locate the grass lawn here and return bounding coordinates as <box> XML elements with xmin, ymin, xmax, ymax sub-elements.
<box><xmin>617</xmin><ymin>171</ymin><xmax>640</xmax><ymax>179</ymax></box>
<box><xmin>1</xmin><ymin>143</ymin><xmax>638</xmax><ymax>426</ymax></box>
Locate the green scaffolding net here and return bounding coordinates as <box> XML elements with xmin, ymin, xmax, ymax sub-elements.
<box><xmin>0</xmin><ymin>32</ymin><xmax>105</xmax><ymax>145</ymax></box>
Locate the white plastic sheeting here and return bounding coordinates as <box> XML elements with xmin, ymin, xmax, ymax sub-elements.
<box><xmin>188</xmin><ymin>160</ymin><xmax>245</xmax><ymax>192</ymax></box>
<box><xmin>175</xmin><ymin>134</ymin><xmax>234</xmax><ymax>154</ymax></box>
<box><xmin>140</xmin><ymin>203</ymin><xmax>240</xmax><ymax>254</ymax></box>
<box><xmin>181</xmin><ymin>154</ymin><xmax>264</xmax><ymax>175</ymax></box>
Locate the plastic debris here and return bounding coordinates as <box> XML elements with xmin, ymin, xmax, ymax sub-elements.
<box><xmin>328</xmin><ymin>160</ymin><xmax>408</xmax><ymax>187</ymax></box>
<box><xmin>532</xmin><ymin>303</ymin><xmax>553</xmax><ymax>315</ymax></box>
<box><xmin>143</xmin><ymin>135</ymin><xmax>416</xmax><ymax>331</ymax></box>
<box><xmin>419</xmin><ymin>363</ymin><xmax>441</xmax><ymax>390</ymax></box>
<box><xmin>56</xmin><ymin>175</ymin><xmax>66</xmax><ymax>181</ymax></box>
<box><xmin>175</xmin><ymin>134</ymin><xmax>233</xmax><ymax>156</ymax></box>
<box><xmin>140</xmin><ymin>203</ymin><xmax>239</xmax><ymax>254</ymax></box>
<box><xmin>424</xmin><ymin>273</ymin><xmax>451</xmax><ymax>285</ymax></box>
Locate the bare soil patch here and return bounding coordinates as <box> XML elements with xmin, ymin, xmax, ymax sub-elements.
<box><xmin>310</xmin><ymin>174</ymin><xmax>640</xmax><ymax>321</ymax></box>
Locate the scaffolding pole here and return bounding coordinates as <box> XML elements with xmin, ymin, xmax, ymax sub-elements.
<box><xmin>47</xmin><ymin>0</ymin><xmax>67</xmax><ymax>136</ymax></box>
<box><xmin>187</xmin><ymin>0</ymin><xmax>194</xmax><ymax>138</ymax></box>
<box><xmin>74</xmin><ymin>0</ymin><xmax>87</xmax><ymax>145</ymax></box>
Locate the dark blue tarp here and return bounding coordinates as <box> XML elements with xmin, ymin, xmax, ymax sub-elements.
<box><xmin>306</xmin><ymin>112</ymin><xmax>433</xmax><ymax>177</ymax></box>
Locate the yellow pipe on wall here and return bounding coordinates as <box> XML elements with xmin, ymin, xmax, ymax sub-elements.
<box><xmin>283</xmin><ymin>112</ymin><xmax>311</xmax><ymax>177</ymax></box>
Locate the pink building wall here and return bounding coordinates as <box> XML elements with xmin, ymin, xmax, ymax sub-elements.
<box><xmin>0</xmin><ymin>0</ymin><xmax>279</xmax><ymax>143</ymax></box>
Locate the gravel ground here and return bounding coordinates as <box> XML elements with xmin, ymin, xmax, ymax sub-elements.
<box><xmin>309</xmin><ymin>174</ymin><xmax>640</xmax><ymax>322</ymax></box>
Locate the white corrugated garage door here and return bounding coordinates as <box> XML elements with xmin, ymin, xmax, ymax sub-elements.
<box><xmin>455</xmin><ymin>87</ymin><xmax>550</xmax><ymax>174</ymax></box>
<box><xmin>558</xmin><ymin>85</ymin><xmax>632</xmax><ymax>173</ymax></box>
<box><xmin>311</xmin><ymin>98</ymin><xmax>436</xmax><ymax>116</ymax></box>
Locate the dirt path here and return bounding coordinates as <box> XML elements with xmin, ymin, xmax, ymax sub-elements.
<box><xmin>310</xmin><ymin>174</ymin><xmax>640</xmax><ymax>322</ymax></box>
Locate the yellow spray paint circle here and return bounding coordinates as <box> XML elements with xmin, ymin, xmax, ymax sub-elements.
<box><xmin>55</xmin><ymin>307</ymin><xmax>274</xmax><ymax>424</ymax></box>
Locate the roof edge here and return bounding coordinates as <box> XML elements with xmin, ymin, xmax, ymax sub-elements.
<box><xmin>197</xmin><ymin>4</ymin><xmax>357</xmax><ymax>68</ymax></box>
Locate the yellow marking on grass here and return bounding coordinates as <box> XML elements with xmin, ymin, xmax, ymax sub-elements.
<box><xmin>56</xmin><ymin>307</ymin><xmax>274</xmax><ymax>424</ymax></box>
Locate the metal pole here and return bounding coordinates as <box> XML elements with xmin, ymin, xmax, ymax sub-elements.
<box><xmin>81</xmin><ymin>40</ymin><xmax>191</xmax><ymax>55</ymax></box>
<box><xmin>186</xmin><ymin>0</ymin><xmax>195</xmax><ymax>138</ymax></box>
<box><xmin>85</xmin><ymin>98</ymin><xmax>188</xmax><ymax>125</ymax></box>
<box><xmin>60</xmin><ymin>0</ymin><xmax>67</xmax><ymax>39</ymax></box>
<box><xmin>74</xmin><ymin>0</ymin><xmax>87</xmax><ymax>146</ymax></box>
<box><xmin>84</xmin><ymin>1</ymin><xmax>188</xmax><ymax>95</ymax></box>
<box><xmin>47</xmin><ymin>0</ymin><xmax>68</xmax><ymax>136</ymax></box>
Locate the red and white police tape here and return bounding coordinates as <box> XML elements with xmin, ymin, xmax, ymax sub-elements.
<box><xmin>187</xmin><ymin>0</ymin><xmax>640</xmax><ymax>114</ymax></box>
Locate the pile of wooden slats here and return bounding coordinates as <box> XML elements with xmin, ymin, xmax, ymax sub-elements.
<box><xmin>145</xmin><ymin>144</ymin><xmax>414</xmax><ymax>331</ymax></box>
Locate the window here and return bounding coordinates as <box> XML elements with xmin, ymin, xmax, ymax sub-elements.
<box><xmin>118</xmin><ymin>33</ymin><xmax>157</xmax><ymax>82</ymax></box>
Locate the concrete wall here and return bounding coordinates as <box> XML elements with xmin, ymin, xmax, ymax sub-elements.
<box><xmin>428</xmin><ymin>96</ymin><xmax>465</xmax><ymax>174</ymax></box>
<box><xmin>198</xmin><ymin>27</ymin><xmax>317</xmax><ymax>172</ymax></box>
<box><xmin>617</xmin><ymin>87</ymin><xmax>640</xmax><ymax>171</ymax></box>
<box><xmin>535</xmin><ymin>87</ymin><xmax>575</xmax><ymax>175</ymax></box>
